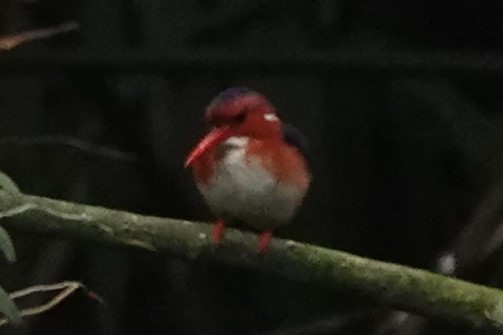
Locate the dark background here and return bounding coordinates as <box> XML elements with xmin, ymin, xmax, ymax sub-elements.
<box><xmin>2</xmin><ymin>1</ymin><xmax>503</xmax><ymax>334</ymax></box>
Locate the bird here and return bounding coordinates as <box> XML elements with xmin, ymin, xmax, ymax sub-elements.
<box><xmin>185</xmin><ymin>87</ymin><xmax>310</xmax><ymax>253</ymax></box>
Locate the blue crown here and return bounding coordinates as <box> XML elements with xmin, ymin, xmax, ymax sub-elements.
<box><xmin>213</xmin><ymin>87</ymin><xmax>255</xmax><ymax>103</ymax></box>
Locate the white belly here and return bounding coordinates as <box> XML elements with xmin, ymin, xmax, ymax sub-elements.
<box><xmin>198</xmin><ymin>137</ymin><xmax>304</xmax><ymax>230</ymax></box>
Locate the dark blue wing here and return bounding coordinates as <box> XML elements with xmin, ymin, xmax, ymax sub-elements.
<box><xmin>282</xmin><ymin>123</ymin><xmax>310</xmax><ymax>160</ymax></box>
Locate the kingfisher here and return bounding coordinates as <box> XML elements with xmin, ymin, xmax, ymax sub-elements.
<box><xmin>185</xmin><ymin>88</ymin><xmax>310</xmax><ymax>252</ymax></box>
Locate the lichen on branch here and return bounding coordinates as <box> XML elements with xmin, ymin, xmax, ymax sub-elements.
<box><xmin>0</xmin><ymin>189</ymin><xmax>503</xmax><ymax>332</ymax></box>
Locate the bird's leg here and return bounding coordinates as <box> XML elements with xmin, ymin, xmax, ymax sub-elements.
<box><xmin>212</xmin><ymin>218</ymin><xmax>225</xmax><ymax>246</ymax></box>
<box><xmin>257</xmin><ymin>229</ymin><xmax>273</xmax><ymax>253</ymax></box>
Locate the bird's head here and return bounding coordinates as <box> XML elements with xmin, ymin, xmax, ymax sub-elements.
<box><xmin>185</xmin><ymin>87</ymin><xmax>282</xmax><ymax>167</ymax></box>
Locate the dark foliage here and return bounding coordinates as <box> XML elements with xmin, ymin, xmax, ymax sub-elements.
<box><xmin>1</xmin><ymin>1</ymin><xmax>503</xmax><ymax>334</ymax></box>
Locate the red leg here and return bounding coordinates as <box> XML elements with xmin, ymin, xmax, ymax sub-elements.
<box><xmin>257</xmin><ymin>230</ymin><xmax>273</xmax><ymax>253</ymax></box>
<box><xmin>213</xmin><ymin>219</ymin><xmax>225</xmax><ymax>246</ymax></box>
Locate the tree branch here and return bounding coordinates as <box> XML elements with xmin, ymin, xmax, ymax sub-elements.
<box><xmin>0</xmin><ymin>189</ymin><xmax>502</xmax><ymax>331</ymax></box>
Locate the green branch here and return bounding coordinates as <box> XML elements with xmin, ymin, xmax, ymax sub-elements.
<box><xmin>0</xmin><ymin>189</ymin><xmax>502</xmax><ymax>331</ymax></box>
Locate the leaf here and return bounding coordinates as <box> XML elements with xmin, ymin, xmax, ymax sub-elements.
<box><xmin>0</xmin><ymin>227</ymin><xmax>15</xmax><ymax>263</ymax></box>
<box><xmin>0</xmin><ymin>171</ymin><xmax>20</xmax><ymax>195</ymax></box>
<box><xmin>0</xmin><ymin>286</ymin><xmax>21</xmax><ymax>325</ymax></box>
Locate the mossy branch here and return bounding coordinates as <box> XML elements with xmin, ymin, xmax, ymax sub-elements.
<box><xmin>0</xmin><ymin>190</ymin><xmax>503</xmax><ymax>332</ymax></box>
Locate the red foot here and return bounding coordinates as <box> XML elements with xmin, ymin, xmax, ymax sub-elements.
<box><xmin>213</xmin><ymin>219</ymin><xmax>225</xmax><ymax>246</ymax></box>
<box><xmin>257</xmin><ymin>230</ymin><xmax>273</xmax><ymax>253</ymax></box>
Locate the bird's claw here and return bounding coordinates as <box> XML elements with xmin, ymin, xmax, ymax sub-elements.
<box><xmin>212</xmin><ymin>219</ymin><xmax>225</xmax><ymax>246</ymax></box>
<box><xmin>257</xmin><ymin>230</ymin><xmax>273</xmax><ymax>253</ymax></box>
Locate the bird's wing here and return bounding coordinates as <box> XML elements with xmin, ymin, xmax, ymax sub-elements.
<box><xmin>281</xmin><ymin>123</ymin><xmax>310</xmax><ymax>160</ymax></box>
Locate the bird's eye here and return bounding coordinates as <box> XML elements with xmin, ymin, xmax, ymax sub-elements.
<box><xmin>235</xmin><ymin>111</ymin><xmax>247</xmax><ymax>124</ymax></box>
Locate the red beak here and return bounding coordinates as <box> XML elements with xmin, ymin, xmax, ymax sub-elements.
<box><xmin>185</xmin><ymin>127</ymin><xmax>231</xmax><ymax>167</ymax></box>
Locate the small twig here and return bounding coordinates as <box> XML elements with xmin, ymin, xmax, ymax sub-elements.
<box><xmin>0</xmin><ymin>22</ymin><xmax>79</xmax><ymax>51</ymax></box>
<box><xmin>0</xmin><ymin>281</ymin><xmax>102</xmax><ymax>327</ymax></box>
<box><xmin>0</xmin><ymin>204</ymin><xmax>36</xmax><ymax>219</ymax></box>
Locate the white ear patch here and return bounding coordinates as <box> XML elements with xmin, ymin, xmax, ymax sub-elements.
<box><xmin>264</xmin><ymin>113</ymin><xmax>279</xmax><ymax>122</ymax></box>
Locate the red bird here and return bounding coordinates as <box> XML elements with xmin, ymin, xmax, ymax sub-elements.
<box><xmin>185</xmin><ymin>88</ymin><xmax>310</xmax><ymax>252</ymax></box>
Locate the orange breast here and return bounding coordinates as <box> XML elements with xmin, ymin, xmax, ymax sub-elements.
<box><xmin>191</xmin><ymin>137</ymin><xmax>310</xmax><ymax>192</ymax></box>
<box><xmin>246</xmin><ymin>139</ymin><xmax>310</xmax><ymax>191</ymax></box>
